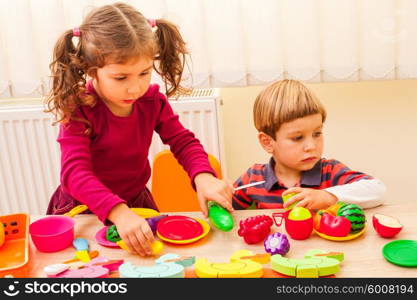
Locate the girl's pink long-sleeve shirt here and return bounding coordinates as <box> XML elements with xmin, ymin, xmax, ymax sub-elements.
<box><xmin>58</xmin><ymin>82</ymin><xmax>215</xmax><ymax>223</ymax></box>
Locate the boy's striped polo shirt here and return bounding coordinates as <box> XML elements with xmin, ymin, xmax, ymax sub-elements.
<box><xmin>232</xmin><ymin>157</ymin><xmax>373</xmax><ymax>210</ymax></box>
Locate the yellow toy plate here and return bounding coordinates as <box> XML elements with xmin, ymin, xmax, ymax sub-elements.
<box><xmin>130</xmin><ymin>208</ymin><xmax>160</xmax><ymax>219</ymax></box>
<box><xmin>157</xmin><ymin>218</ymin><xmax>210</xmax><ymax>245</ymax></box>
<box><xmin>313</xmin><ymin>226</ymin><xmax>366</xmax><ymax>241</ymax></box>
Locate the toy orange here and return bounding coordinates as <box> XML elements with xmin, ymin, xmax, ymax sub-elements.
<box><xmin>0</xmin><ymin>224</ymin><xmax>4</xmax><ymax>248</ymax></box>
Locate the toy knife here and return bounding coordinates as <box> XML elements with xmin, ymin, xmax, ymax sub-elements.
<box><xmin>73</xmin><ymin>238</ymin><xmax>91</xmax><ymax>262</ymax></box>
<box><xmin>234</xmin><ymin>181</ymin><xmax>265</xmax><ymax>191</ymax></box>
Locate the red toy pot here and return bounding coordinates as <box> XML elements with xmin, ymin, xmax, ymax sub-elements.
<box><xmin>272</xmin><ymin>210</ymin><xmax>313</xmax><ymax>240</ymax></box>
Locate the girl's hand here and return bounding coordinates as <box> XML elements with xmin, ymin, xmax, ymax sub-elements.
<box><xmin>194</xmin><ymin>173</ymin><xmax>234</xmax><ymax>217</ymax></box>
<box><xmin>107</xmin><ymin>203</ymin><xmax>154</xmax><ymax>256</ymax></box>
<box><xmin>282</xmin><ymin>187</ymin><xmax>338</xmax><ymax>211</ymax></box>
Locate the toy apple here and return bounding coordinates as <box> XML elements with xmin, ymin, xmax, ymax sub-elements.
<box><xmin>372</xmin><ymin>214</ymin><xmax>403</xmax><ymax>238</ymax></box>
<box><xmin>316</xmin><ymin>212</ymin><xmax>351</xmax><ymax>237</ymax></box>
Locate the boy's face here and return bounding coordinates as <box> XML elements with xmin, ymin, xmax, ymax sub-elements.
<box><xmin>261</xmin><ymin>113</ymin><xmax>324</xmax><ymax>172</ymax></box>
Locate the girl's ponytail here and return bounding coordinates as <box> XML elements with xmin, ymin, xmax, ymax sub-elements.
<box><xmin>153</xmin><ymin>19</ymin><xmax>189</xmax><ymax>97</ymax></box>
<box><xmin>46</xmin><ymin>28</ymin><xmax>94</xmax><ymax>128</ymax></box>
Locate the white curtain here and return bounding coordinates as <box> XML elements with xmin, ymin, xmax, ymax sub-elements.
<box><xmin>1</xmin><ymin>0</ymin><xmax>417</xmax><ymax>98</ymax></box>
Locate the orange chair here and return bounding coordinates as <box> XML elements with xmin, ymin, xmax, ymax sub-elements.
<box><xmin>151</xmin><ymin>150</ymin><xmax>222</xmax><ymax>212</ymax></box>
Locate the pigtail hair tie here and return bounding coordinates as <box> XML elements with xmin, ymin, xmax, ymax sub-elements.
<box><xmin>72</xmin><ymin>27</ymin><xmax>81</xmax><ymax>37</ymax></box>
<box><xmin>147</xmin><ymin>19</ymin><xmax>156</xmax><ymax>28</ymax></box>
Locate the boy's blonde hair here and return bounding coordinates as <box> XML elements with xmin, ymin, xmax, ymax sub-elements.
<box><xmin>253</xmin><ymin>79</ymin><xmax>327</xmax><ymax>139</ymax></box>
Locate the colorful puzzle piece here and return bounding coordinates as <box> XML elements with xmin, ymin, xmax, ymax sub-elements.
<box><xmin>119</xmin><ymin>262</ymin><xmax>184</xmax><ymax>278</ymax></box>
<box><xmin>49</xmin><ymin>266</ymin><xmax>109</xmax><ymax>278</ymax></box>
<box><xmin>194</xmin><ymin>258</ymin><xmax>263</xmax><ymax>278</ymax></box>
<box><xmin>304</xmin><ymin>249</ymin><xmax>344</xmax><ymax>262</ymax></box>
<box><xmin>84</xmin><ymin>257</ymin><xmax>124</xmax><ymax>272</ymax></box>
<box><xmin>47</xmin><ymin>256</ymin><xmax>123</xmax><ymax>278</ymax></box>
<box><xmin>230</xmin><ymin>250</ymin><xmax>270</xmax><ymax>264</ymax></box>
<box><xmin>271</xmin><ymin>254</ymin><xmax>340</xmax><ymax>278</ymax></box>
<box><xmin>156</xmin><ymin>253</ymin><xmax>196</xmax><ymax>267</ymax></box>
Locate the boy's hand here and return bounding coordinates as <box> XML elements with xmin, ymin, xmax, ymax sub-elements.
<box><xmin>282</xmin><ymin>187</ymin><xmax>338</xmax><ymax>211</ymax></box>
<box><xmin>194</xmin><ymin>173</ymin><xmax>234</xmax><ymax>218</ymax></box>
<box><xmin>108</xmin><ymin>203</ymin><xmax>155</xmax><ymax>256</ymax></box>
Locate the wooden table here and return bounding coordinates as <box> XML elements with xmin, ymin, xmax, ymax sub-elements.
<box><xmin>28</xmin><ymin>203</ymin><xmax>417</xmax><ymax>277</ymax></box>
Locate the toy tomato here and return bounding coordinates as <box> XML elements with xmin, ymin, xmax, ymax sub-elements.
<box><xmin>238</xmin><ymin>215</ymin><xmax>273</xmax><ymax>244</ymax></box>
<box><xmin>318</xmin><ymin>212</ymin><xmax>351</xmax><ymax>237</ymax></box>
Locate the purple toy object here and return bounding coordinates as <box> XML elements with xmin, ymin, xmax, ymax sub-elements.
<box><xmin>264</xmin><ymin>232</ymin><xmax>290</xmax><ymax>255</ymax></box>
<box><xmin>146</xmin><ymin>214</ymin><xmax>169</xmax><ymax>233</ymax></box>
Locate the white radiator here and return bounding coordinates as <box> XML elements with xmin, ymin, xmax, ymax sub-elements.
<box><xmin>0</xmin><ymin>89</ymin><xmax>225</xmax><ymax>215</ymax></box>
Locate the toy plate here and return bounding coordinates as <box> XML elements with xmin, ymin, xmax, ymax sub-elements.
<box><xmin>130</xmin><ymin>208</ymin><xmax>160</xmax><ymax>219</ymax></box>
<box><xmin>95</xmin><ymin>227</ymin><xmax>119</xmax><ymax>248</ymax></box>
<box><xmin>382</xmin><ymin>240</ymin><xmax>417</xmax><ymax>267</ymax></box>
<box><xmin>157</xmin><ymin>216</ymin><xmax>203</xmax><ymax>241</ymax></box>
<box><xmin>313</xmin><ymin>226</ymin><xmax>366</xmax><ymax>241</ymax></box>
<box><xmin>157</xmin><ymin>218</ymin><xmax>210</xmax><ymax>245</ymax></box>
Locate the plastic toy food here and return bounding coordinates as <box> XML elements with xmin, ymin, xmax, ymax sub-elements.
<box><xmin>282</xmin><ymin>193</ymin><xmax>298</xmax><ymax>210</ymax></box>
<box><xmin>373</xmin><ymin>214</ymin><xmax>403</xmax><ymax>238</ymax></box>
<box><xmin>208</xmin><ymin>201</ymin><xmax>234</xmax><ymax>232</ymax></box>
<box><xmin>238</xmin><ymin>215</ymin><xmax>273</xmax><ymax>244</ymax></box>
<box><xmin>106</xmin><ymin>214</ymin><xmax>169</xmax><ymax>242</ymax></box>
<box><xmin>106</xmin><ymin>225</ymin><xmax>121</xmax><ymax>242</ymax></box>
<box><xmin>337</xmin><ymin>204</ymin><xmax>366</xmax><ymax>232</ymax></box>
<box><xmin>288</xmin><ymin>207</ymin><xmax>312</xmax><ymax>221</ymax></box>
<box><xmin>264</xmin><ymin>232</ymin><xmax>290</xmax><ymax>255</ymax></box>
<box><xmin>117</xmin><ymin>239</ymin><xmax>164</xmax><ymax>256</ymax></box>
<box><xmin>271</xmin><ymin>252</ymin><xmax>340</xmax><ymax>278</ymax></box>
<box><xmin>146</xmin><ymin>215</ymin><xmax>169</xmax><ymax>233</ymax></box>
<box><xmin>314</xmin><ymin>212</ymin><xmax>351</xmax><ymax>237</ymax></box>
<box><xmin>273</xmin><ymin>210</ymin><xmax>313</xmax><ymax>240</ymax></box>
<box><xmin>325</xmin><ymin>202</ymin><xmax>345</xmax><ymax>216</ymax></box>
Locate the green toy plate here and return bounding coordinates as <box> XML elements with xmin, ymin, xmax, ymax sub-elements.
<box><xmin>382</xmin><ymin>240</ymin><xmax>417</xmax><ymax>267</ymax></box>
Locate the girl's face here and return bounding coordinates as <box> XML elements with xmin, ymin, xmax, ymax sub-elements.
<box><xmin>262</xmin><ymin>113</ymin><xmax>324</xmax><ymax>174</ymax></box>
<box><xmin>93</xmin><ymin>56</ymin><xmax>153</xmax><ymax>116</ymax></box>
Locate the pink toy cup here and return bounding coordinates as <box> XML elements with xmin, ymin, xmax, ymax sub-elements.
<box><xmin>29</xmin><ymin>216</ymin><xmax>75</xmax><ymax>252</ymax></box>
<box><xmin>272</xmin><ymin>210</ymin><xmax>313</xmax><ymax>240</ymax></box>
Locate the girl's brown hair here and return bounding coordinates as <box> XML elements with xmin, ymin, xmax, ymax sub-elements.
<box><xmin>46</xmin><ymin>2</ymin><xmax>188</xmax><ymax>129</ymax></box>
<box><xmin>253</xmin><ymin>79</ymin><xmax>327</xmax><ymax>139</ymax></box>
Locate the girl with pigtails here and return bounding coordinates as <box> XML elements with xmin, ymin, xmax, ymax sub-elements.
<box><xmin>46</xmin><ymin>2</ymin><xmax>233</xmax><ymax>256</ymax></box>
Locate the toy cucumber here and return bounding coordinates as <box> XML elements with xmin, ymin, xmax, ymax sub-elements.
<box><xmin>208</xmin><ymin>201</ymin><xmax>234</xmax><ymax>232</ymax></box>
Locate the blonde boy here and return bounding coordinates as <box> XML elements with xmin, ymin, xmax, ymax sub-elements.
<box><xmin>232</xmin><ymin>80</ymin><xmax>386</xmax><ymax>210</ymax></box>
